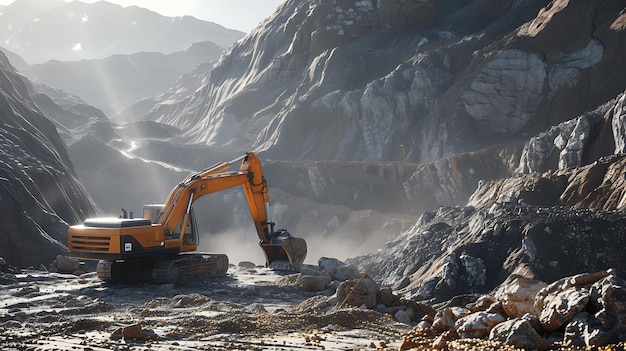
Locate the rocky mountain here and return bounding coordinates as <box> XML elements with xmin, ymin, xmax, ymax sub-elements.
<box><xmin>0</xmin><ymin>0</ymin><xmax>244</xmax><ymax>64</ymax></box>
<box><xmin>2</xmin><ymin>0</ymin><xmax>625</xmax><ymax>295</ymax></box>
<box><xmin>141</xmin><ymin>0</ymin><xmax>625</xmax><ymax>163</ymax></box>
<box><xmin>349</xmin><ymin>89</ymin><xmax>626</xmax><ymax>302</ymax></box>
<box><xmin>0</xmin><ymin>51</ymin><xmax>96</xmax><ymax>267</ymax></box>
<box><xmin>61</xmin><ymin>0</ymin><xmax>625</xmax><ymax>267</ymax></box>
<box><xmin>25</xmin><ymin>41</ymin><xmax>225</xmax><ymax>116</ymax></box>
<box><xmin>1</xmin><ymin>1</ymin><xmax>626</xmax><ymax>349</ymax></box>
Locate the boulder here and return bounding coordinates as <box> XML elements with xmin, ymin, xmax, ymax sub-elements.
<box><xmin>494</xmin><ymin>277</ymin><xmax>546</xmax><ymax>318</ymax></box>
<box><xmin>489</xmin><ymin>317</ymin><xmax>549</xmax><ymax>350</ymax></box>
<box><xmin>563</xmin><ymin>312</ymin><xmax>614</xmax><ymax>348</ymax></box>
<box><xmin>432</xmin><ymin>310</ymin><xmax>456</xmax><ymax>333</ymax></box>
<box><xmin>394</xmin><ymin>309</ymin><xmax>413</xmax><ymax>324</ymax></box>
<box><xmin>335</xmin><ymin>278</ymin><xmax>378</xmax><ymax>308</ymax></box>
<box><xmin>0</xmin><ymin>273</ymin><xmax>16</xmax><ymax>285</ymax></box>
<box><xmin>539</xmin><ymin>286</ymin><xmax>590</xmax><ymax>332</ymax></box>
<box><xmin>589</xmin><ymin>272</ymin><xmax>626</xmax><ymax>340</ymax></box>
<box><xmin>468</xmin><ymin>295</ymin><xmax>496</xmax><ymax>313</ymax></box>
<box><xmin>299</xmin><ymin>264</ymin><xmax>325</xmax><ymax>276</ymax></box>
<box><xmin>237</xmin><ymin>261</ymin><xmax>257</xmax><ymax>269</ymax></box>
<box><xmin>455</xmin><ymin>311</ymin><xmax>506</xmax><ymax>339</ymax></box>
<box><xmin>297</xmin><ymin>274</ymin><xmax>331</xmax><ymax>292</ymax></box>
<box><xmin>535</xmin><ymin>271</ymin><xmax>609</xmax><ymax>332</ymax></box>
<box><xmin>318</xmin><ymin>257</ymin><xmax>361</xmax><ymax>281</ymax></box>
<box><xmin>378</xmin><ymin>287</ymin><xmax>396</xmax><ymax>306</ymax></box>
<box><xmin>111</xmin><ymin>323</ymin><xmax>155</xmax><ymax>341</ymax></box>
<box><xmin>54</xmin><ymin>255</ymin><xmax>80</xmax><ymax>274</ymax></box>
<box><xmin>433</xmin><ymin>307</ymin><xmax>471</xmax><ymax>333</ymax></box>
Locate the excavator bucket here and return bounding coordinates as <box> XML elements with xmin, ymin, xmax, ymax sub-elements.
<box><xmin>260</xmin><ymin>230</ymin><xmax>307</xmax><ymax>272</ymax></box>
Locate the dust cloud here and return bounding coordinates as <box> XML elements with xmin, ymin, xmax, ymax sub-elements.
<box><xmin>197</xmin><ymin>225</ymin><xmax>397</xmax><ymax>268</ymax></box>
<box><xmin>197</xmin><ymin>229</ymin><xmax>267</xmax><ymax>266</ymax></box>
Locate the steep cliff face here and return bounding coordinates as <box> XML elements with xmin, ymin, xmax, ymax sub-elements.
<box><xmin>0</xmin><ymin>52</ymin><xmax>96</xmax><ymax>267</ymax></box>
<box><xmin>142</xmin><ymin>0</ymin><xmax>625</xmax><ymax>163</ymax></box>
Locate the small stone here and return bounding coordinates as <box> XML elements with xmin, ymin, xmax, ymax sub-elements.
<box><xmin>237</xmin><ymin>261</ymin><xmax>257</xmax><ymax>269</ymax></box>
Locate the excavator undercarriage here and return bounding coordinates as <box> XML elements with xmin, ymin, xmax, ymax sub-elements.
<box><xmin>95</xmin><ymin>253</ymin><xmax>229</xmax><ymax>284</ymax></box>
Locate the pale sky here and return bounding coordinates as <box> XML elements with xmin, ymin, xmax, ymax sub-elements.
<box><xmin>0</xmin><ymin>0</ymin><xmax>285</xmax><ymax>32</ymax></box>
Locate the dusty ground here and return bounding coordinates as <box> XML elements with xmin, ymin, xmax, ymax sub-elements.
<box><xmin>0</xmin><ymin>265</ymin><xmax>409</xmax><ymax>351</ymax></box>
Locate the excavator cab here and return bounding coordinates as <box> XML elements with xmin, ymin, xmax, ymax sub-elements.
<box><xmin>144</xmin><ymin>204</ymin><xmax>198</xmax><ymax>246</ymax></box>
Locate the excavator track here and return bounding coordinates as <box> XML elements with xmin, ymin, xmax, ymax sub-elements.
<box><xmin>152</xmin><ymin>253</ymin><xmax>229</xmax><ymax>284</ymax></box>
<box><xmin>96</xmin><ymin>253</ymin><xmax>229</xmax><ymax>284</ymax></box>
<box><xmin>96</xmin><ymin>260</ymin><xmax>154</xmax><ymax>282</ymax></box>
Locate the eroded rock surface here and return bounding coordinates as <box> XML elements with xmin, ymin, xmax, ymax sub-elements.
<box><xmin>350</xmin><ymin>202</ymin><xmax>626</xmax><ymax>303</ymax></box>
<box><xmin>141</xmin><ymin>0</ymin><xmax>625</xmax><ymax>166</ymax></box>
<box><xmin>0</xmin><ymin>52</ymin><xmax>95</xmax><ymax>268</ymax></box>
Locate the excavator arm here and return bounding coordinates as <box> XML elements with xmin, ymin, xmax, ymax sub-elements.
<box><xmin>156</xmin><ymin>152</ymin><xmax>306</xmax><ymax>270</ymax></box>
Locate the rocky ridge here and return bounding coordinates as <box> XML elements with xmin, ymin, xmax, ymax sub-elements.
<box><xmin>25</xmin><ymin>41</ymin><xmax>225</xmax><ymax>116</ymax></box>
<box><xmin>0</xmin><ymin>51</ymin><xmax>96</xmax><ymax>267</ymax></box>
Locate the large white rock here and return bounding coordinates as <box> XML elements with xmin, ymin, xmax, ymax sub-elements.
<box><xmin>535</xmin><ymin>271</ymin><xmax>609</xmax><ymax>332</ymax></box>
<box><xmin>494</xmin><ymin>277</ymin><xmax>546</xmax><ymax>318</ymax></box>
<box><xmin>455</xmin><ymin>311</ymin><xmax>506</xmax><ymax>338</ymax></box>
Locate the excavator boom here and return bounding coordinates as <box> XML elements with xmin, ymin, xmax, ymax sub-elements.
<box><xmin>68</xmin><ymin>152</ymin><xmax>307</xmax><ymax>283</ymax></box>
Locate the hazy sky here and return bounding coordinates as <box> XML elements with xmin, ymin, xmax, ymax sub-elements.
<box><xmin>0</xmin><ymin>0</ymin><xmax>285</xmax><ymax>32</ymax></box>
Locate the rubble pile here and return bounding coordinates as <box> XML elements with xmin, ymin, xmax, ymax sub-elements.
<box><xmin>296</xmin><ymin>257</ymin><xmax>626</xmax><ymax>349</ymax></box>
<box><xmin>297</xmin><ymin>257</ymin><xmax>436</xmax><ymax>324</ymax></box>
<box><xmin>348</xmin><ymin>203</ymin><xmax>626</xmax><ymax>303</ymax></box>
<box><xmin>401</xmin><ymin>270</ymin><xmax>626</xmax><ymax>350</ymax></box>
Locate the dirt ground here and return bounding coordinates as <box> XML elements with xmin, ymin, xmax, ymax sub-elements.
<box><xmin>0</xmin><ymin>265</ymin><xmax>410</xmax><ymax>351</ymax></box>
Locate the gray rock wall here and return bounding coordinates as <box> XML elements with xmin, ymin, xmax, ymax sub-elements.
<box><xmin>0</xmin><ymin>52</ymin><xmax>96</xmax><ymax>267</ymax></box>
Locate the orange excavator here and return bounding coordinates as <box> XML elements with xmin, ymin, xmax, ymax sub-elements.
<box><xmin>67</xmin><ymin>152</ymin><xmax>307</xmax><ymax>284</ymax></box>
